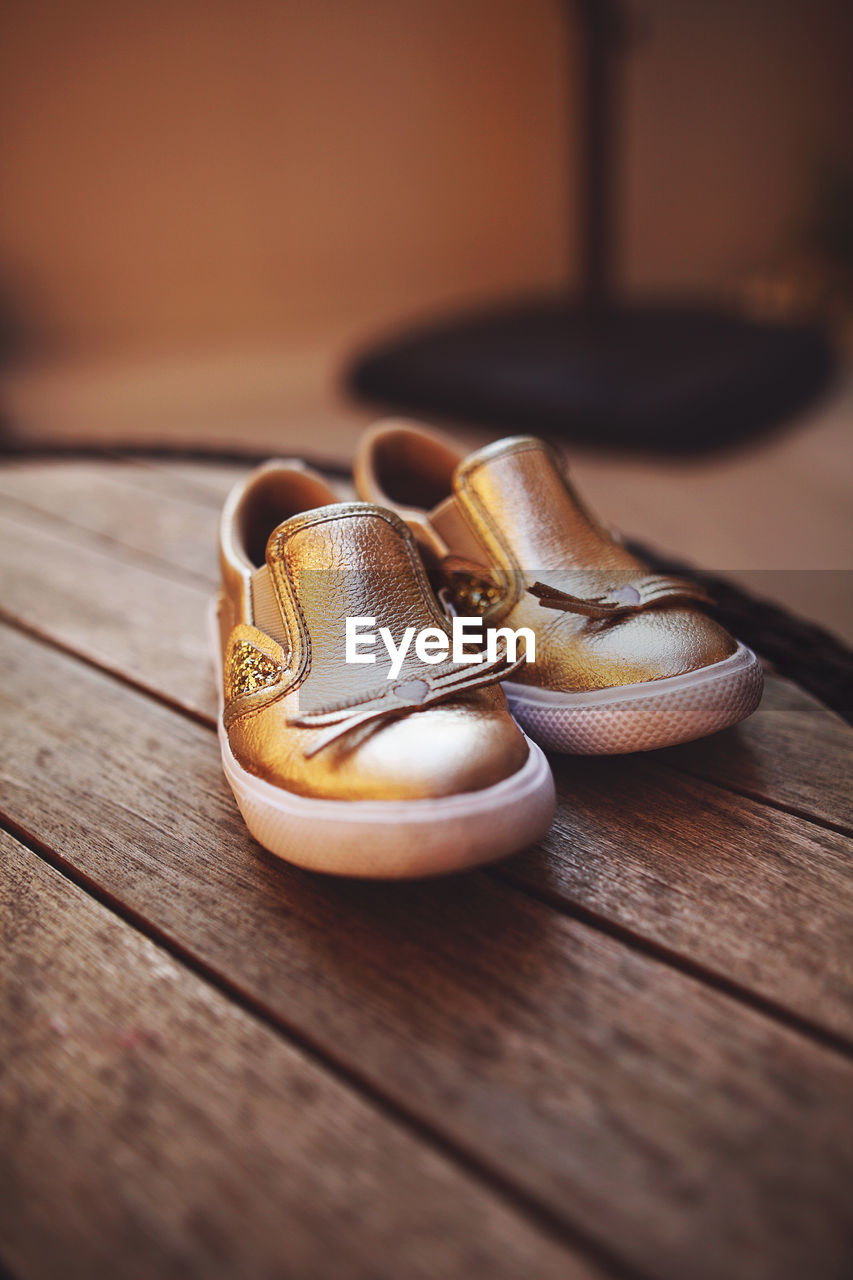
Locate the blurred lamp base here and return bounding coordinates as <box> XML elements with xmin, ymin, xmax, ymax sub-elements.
<box><xmin>347</xmin><ymin>298</ymin><xmax>836</xmax><ymax>454</ymax></box>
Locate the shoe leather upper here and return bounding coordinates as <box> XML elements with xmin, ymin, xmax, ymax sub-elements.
<box><xmin>355</xmin><ymin>422</ymin><xmax>736</xmax><ymax>693</ymax></box>
<box><xmin>218</xmin><ymin>462</ymin><xmax>528</xmax><ymax>801</ymax></box>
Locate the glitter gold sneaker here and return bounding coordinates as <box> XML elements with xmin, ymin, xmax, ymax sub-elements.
<box><xmin>355</xmin><ymin>422</ymin><xmax>763</xmax><ymax>754</ymax></box>
<box><xmin>215</xmin><ymin>461</ymin><xmax>555</xmax><ymax>877</ymax></box>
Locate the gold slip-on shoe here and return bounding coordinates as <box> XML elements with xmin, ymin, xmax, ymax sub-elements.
<box><xmin>214</xmin><ymin>460</ymin><xmax>555</xmax><ymax>877</ymax></box>
<box><xmin>354</xmin><ymin>421</ymin><xmax>764</xmax><ymax>754</ymax></box>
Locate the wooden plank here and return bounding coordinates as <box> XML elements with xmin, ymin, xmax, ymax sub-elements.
<box><xmin>0</xmin><ymin>456</ymin><xmax>352</xmax><ymax>601</ymax></box>
<box><xmin>504</xmin><ymin>752</ymin><xmax>853</xmax><ymax>1039</ymax></box>
<box><xmin>2</xmin><ymin>461</ymin><xmax>842</xmax><ymax>734</ymax></box>
<box><xmin>0</xmin><ymin>467</ymin><xmax>846</xmax><ymax>832</ymax></box>
<box><xmin>128</xmin><ymin>457</ymin><xmax>257</xmax><ymax>503</ymax></box>
<box><xmin>129</xmin><ymin>457</ymin><xmax>355</xmax><ymax>505</ymax></box>
<box><xmin>0</xmin><ymin>460</ymin><xmax>221</xmax><ymax>584</ymax></box>
<box><xmin>1</xmin><ymin>624</ymin><xmax>852</xmax><ymax>1280</ymax></box>
<box><xmin>0</xmin><ymin>505</ymin><xmax>215</xmax><ymax>720</ymax></box>
<box><xmin>0</xmin><ymin>486</ymin><xmax>850</xmax><ymax>1033</ymax></box>
<box><xmin>661</xmin><ymin>707</ymin><xmax>853</xmax><ymax>832</ymax></box>
<box><xmin>0</xmin><ymin>461</ymin><xmax>841</xmax><ymax>736</ymax></box>
<box><xmin>0</xmin><ymin>831</ymin><xmax>586</xmax><ymax>1280</ymax></box>
<box><xmin>757</xmin><ymin>669</ymin><xmax>844</xmax><ymax>716</ymax></box>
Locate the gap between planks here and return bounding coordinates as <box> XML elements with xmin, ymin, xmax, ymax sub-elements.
<box><xmin>1</xmin><ymin>829</ymin><xmax>601</xmax><ymax>1280</ymax></box>
<box><xmin>0</xmin><ymin>475</ymin><xmax>850</xmax><ymax>1048</ymax></box>
<box><xmin>2</xmin><ymin>817</ymin><xmax>634</xmax><ymax>1280</ymax></box>
<box><xmin>1</xmin><ymin>601</ymin><xmax>851</xmax><ymax>1061</ymax></box>
<box><xmin>3</xmin><ymin>465</ymin><xmax>845</xmax><ymax>1274</ymax></box>
<box><xmin>2</xmin><ymin>618</ymin><xmax>852</xmax><ymax>1280</ymax></box>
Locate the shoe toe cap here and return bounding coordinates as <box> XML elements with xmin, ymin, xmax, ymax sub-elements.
<box><xmin>352</xmin><ymin>694</ymin><xmax>530</xmax><ymax>800</ymax></box>
<box><xmin>229</xmin><ymin>688</ymin><xmax>530</xmax><ymax>802</ymax></box>
<box><xmin>540</xmin><ymin>606</ymin><xmax>737</xmax><ymax>692</ymax></box>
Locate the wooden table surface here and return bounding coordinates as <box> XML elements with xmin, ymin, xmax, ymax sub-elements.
<box><xmin>1</xmin><ymin>458</ymin><xmax>851</xmax><ymax>1280</ymax></box>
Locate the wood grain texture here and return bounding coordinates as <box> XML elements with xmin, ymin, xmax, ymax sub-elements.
<box><xmin>0</xmin><ymin>464</ymin><xmax>844</xmax><ymax>825</ymax></box>
<box><xmin>1</xmin><ymin>463</ymin><xmax>842</xmax><ymax>729</ymax></box>
<box><xmin>0</xmin><ymin>831</ymin><xmax>588</xmax><ymax>1280</ymax></box>
<box><xmin>661</xmin><ymin>707</ymin><xmax>853</xmax><ymax>833</ymax></box>
<box><xmin>0</xmin><ymin>461</ymin><xmax>221</xmax><ymax>584</ymax></box>
<box><xmin>0</xmin><ymin>476</ymin><xmax>849</xmax><ymax>1031</ymax></box>
<box><xmin>0</xmin><ymin>504</ymin><xmax>215</xmax><ymax>720</ymax></box>
<box><xmin>506</xmin><ymin>752</ymin><xmax>853</xmax><ymax>1041</ymax></box>
<box><xmin>757</xmin><ymin>671</ymin><xmax>846</xmax><ymax>716</ymax></box>
<box><xmin>2</xmin><ymin>623</ymin><xmax>852</xmax><ymax>1280</ymax></box>
<box><xmin>130</xmin><ymin>458</ymin><xmax>257</xmax><ymax>504</ymax></box>
<box><xmin>135</xmin><ymin>458</ymin><xmax>356</xmax><ymax>504</ymax></box>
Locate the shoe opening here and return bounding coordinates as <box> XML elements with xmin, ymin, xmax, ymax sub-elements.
<box><xmin>234</xmin><ymin>466</ymin><xmax>338</xmax><ymax>568</ymax></box>
<box><xmin>370</xmin><ymin>424</ymin><xmax>461</xmax><ymax>512</ymax></box>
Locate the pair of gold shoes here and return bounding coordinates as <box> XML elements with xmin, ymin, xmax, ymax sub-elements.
<box><xmin>215</xmin><ymin>420</ymin><xmax>763</xmax><ymax>878</ymax></box>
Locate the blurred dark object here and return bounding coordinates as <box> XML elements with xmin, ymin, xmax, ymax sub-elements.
<box><xmin>0</xmin><ymin>278</ymin><xmax>38</xmax><ymax>444</ymax></box>
<box><xmin>807</xmin><ymin>162</ymin><xmax>853</xmax><ymax>285</ymax></box>
<box><xmin>347</xmin><ymin>0</ymin><xmax>836</xmax><ymax>455</ymax></box>
<box><xmin>348</xmin><ymin>299</ymin><xmax>834</xmax><ymax>453</ymax></box>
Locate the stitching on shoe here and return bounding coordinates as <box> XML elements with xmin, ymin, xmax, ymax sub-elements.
<box><xmin>454</xmin><ymin>463</ymin><xmax>523</xmax><ymax>617</ymax></box>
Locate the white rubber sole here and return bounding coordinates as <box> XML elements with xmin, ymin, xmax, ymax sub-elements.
<box><xmin>211</xmin><ymin>604</ymin><xmax>555</xmax><ymax>878</ymax></box>
<box><xmin>503</xmin><ymin>642</ymin><xmax>764</xmax><ymax>755</ymax></box>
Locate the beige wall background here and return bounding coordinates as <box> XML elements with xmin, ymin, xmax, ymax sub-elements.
<box><xmin>1</xmin><ymin>0</ymin><xmax>850</xmax><ymax>362</ymax></box>
<box><xmin>0</xmin><ymin>0</ymin><xmax>570</xmax><ymax>357</ymax></box>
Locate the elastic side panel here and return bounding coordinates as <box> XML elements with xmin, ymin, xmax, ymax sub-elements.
<box><xmin>251</xmin><ymin>565</ymin><xmax>289</xmax><ymax>648</ymax></box>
